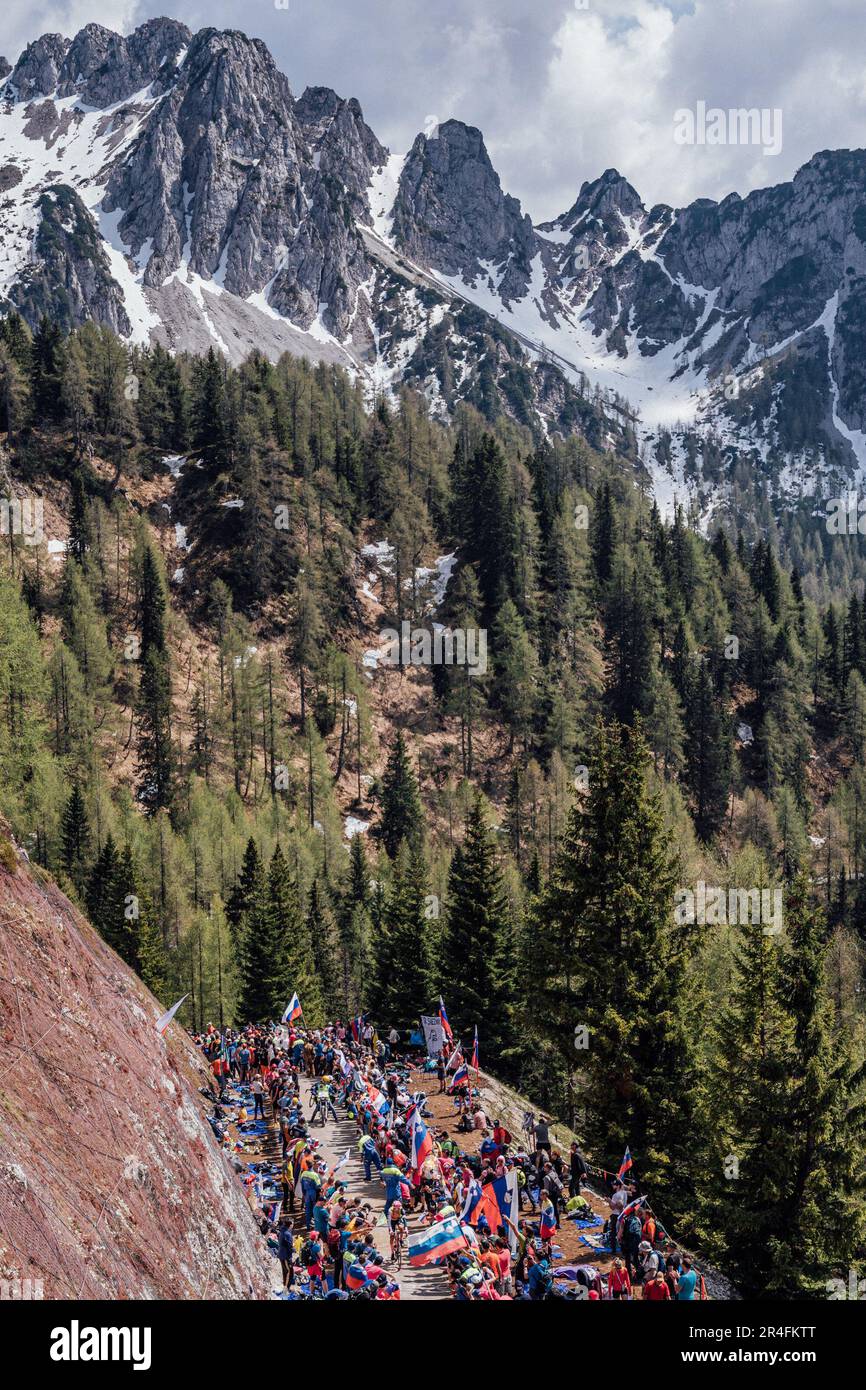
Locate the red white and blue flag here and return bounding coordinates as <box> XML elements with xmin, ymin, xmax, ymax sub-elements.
<box><xmin>438</xmin><ymin>996</ymin><xmax>453</xmax><ymax>1043</ymax></box>
<box><xmin>471</xmin><ymin>1025</ymin><xmax>479</xmax><ymax>1074</ymax></box>
<box><xmin>617</xmin><ymin>1146</ymin><xmax>633</xmax><ymax>1181</ymax></box>
<box><xmin>616</xmin><ymin>1194</ymin><xmax>647</xmax><ymax>1241</ymax></box>
<box><xmin>282</xmin><ymin>993</ymin><xmax>303</xmax><ymax>1024</ymax></box>
<box><xmin>449</xmin><ymin>1063</ymin><xmax>469</xmax><ymax>1092</ymax></box>
<box><xmin>460</xmin><ymin>1178</ymin><xmax>483</xmax><ymax>1223</ymax></box>
<box><xmin>366</xmin><ymin>1084</ymin><xmax>390</xmax><ymax>1119</ymax></box>
<box><xmin>461</xmin><ymin>1172</ymin><xmax>519</xmax><ymax>1246</ymax></box>
<box><xmin>410</xmin><ymin>1110</ymin><xmax>433</xmax><ymax>1174</ymax></box>
<box><xmin>408</xmin><ymin>1216</ymin><xmax>467</xmax><ymax>1267</ymax></box>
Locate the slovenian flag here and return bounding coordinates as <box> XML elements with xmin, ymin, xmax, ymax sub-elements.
<box><xmin>408</xmin><ymin>1215</ymin><xmax>468</xmax><ymax>1267</ymax></box>
<box><xmin>282</xmin><ymin>993</ymin><xmax>303</xmax><ymax>1024</ymax></box>
<box><xmin>439</xmin><ymin>996</ymin><xmax>453</xmax><ymax>1043</ymax></box>
<box><xmin>539</xmin><ymin>1196</ymin><xmax>557</xmax><ymax>1240</ymax></box>
<box><xmin>449</xmin><ymin>1062</ymin><xmax>469</xmax><ymax>1091</ymax></box>
<box><xmin>351</xmin><ymin>1013</ymin><xmax>364</xmax><ymax>1043</ymax></box>
<box><xmin>617</xmin><ymin>1146</ymin><xmax>633</xmax><ymax>1181</ymax></box>
<box><xmin>460</xmin><ymin>1178</ymin><xmax>483</xmax><ymax>1223</ymax></box>
<box><xmin>471</xmin><ymin>1025</ymin><xmax>479</xmax><ymax>1074</ymax></box>
<box><xmin>463</xmin><ymin>1172</ymin><xmax>519</xmax><ymax>1244</ymax></box>
<box><xmin>410</xmin><ymin>1110</ymin><xmax>433</xmax><ymax>1174</ymax></box>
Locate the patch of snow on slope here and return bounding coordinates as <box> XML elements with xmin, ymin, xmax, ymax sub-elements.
<box><xmin>366</xmin><ymin>152</ymin><xmax>404</xmax><ymax>241</ymax></box>
<box><xmin>0</xmin><ymin>80</ymin><xmax>165</xmax><ymax>337</ymax></box>
<box><xmin>414</xmin><ymin>552</ymin><xmax>457</xmax><ymax>609</ymax></box>
<box><xmin>94</xmin><ymin>204</ymin><xmax>162</xmax><ymax>341</ymax></box>
<box><xmin>0</xmin><ymin>85</ymin><xmax>156</xmax><ymax>300</ymax></box>
<box><xmin>361</xmin><ymin>539</ymin><xmax>395</xmax><ymax>573</ymax></box>
<box><xmin>818</xmin><ymin>292</ymin><xmax>866</xmax><ymax>477</ymax></box>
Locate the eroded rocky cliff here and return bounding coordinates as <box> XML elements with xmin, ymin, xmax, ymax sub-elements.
<box><xmin>0</xmin><ymin>825</ymin><xmax>272</xmax><ymax>1300</ymax></box>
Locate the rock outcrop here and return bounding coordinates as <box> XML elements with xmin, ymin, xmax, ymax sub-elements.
<box><xmin>0</xmin><ymin>824</ymin><xmax>272</xmax><ymax>1300</ymax></box>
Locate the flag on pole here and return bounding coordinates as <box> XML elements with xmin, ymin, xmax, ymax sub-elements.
<box><xmin>282</xmin><ymin>993</ymin><xmax>303</xmax><ymax>1024</ymax></box>
<box><xmin>438</xmin><ymin>996</ymin><xmax>453</xmax><ymax>1043</ymax></box>
<box><xmin>471</xmin><ymin>1025</ymin><xmax>479</xmax><ymax>1075</ymax></box>
<box><xmin>155</xmin><ymin>994</ymin><xmax>189</xmax><ymax>1035</ymax></box>
<box><xmin>616</xmin><ymin>1194</ymin><xmax>647</xmax><ymax>1241</ymax></box>
<box><xmin>410</xmin><ymin>1109</ymin><xmax>433</xmax><ymax>1175</ymax></box>
<box><xmin>408</xmin><ymin>1216</ymin><xmax>467</xmax><ymax>1267</ymax></box>
<box><xmin>462</xmin><ymin>1172</ymin><xmax>519</xmax><ymax>1244</ymax></box>
<box><xmin>449</xmin><ymin>1062</ymin><xmax>469</xmax><ymax>1092</ymax></box>
<box><xmin>445</xmin><ymin>1043</ymin><xmax>463</xmax><ymax>1072</ymax></box>
<box><xmin>366</xmin><ymin>1084</ymin><xmax>390</xmax><ymax>1119</ymax></box>
<box><xmin>617</xmin><ymin>1146</ymin><xmax>633</xmax><ymax>1181</ymax></box>
<box><xmin>460</xmin><ymin>1178</ymin><xmax>482</xmax><ymax>1222</ymax></box>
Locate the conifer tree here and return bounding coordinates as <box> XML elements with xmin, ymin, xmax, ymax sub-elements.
<box><xmin>226</xmin><ymin>837</ymin><xmax>262</xmax><ymax>949</ymax></box>
<box><xmin>306</xmin><ymin>879</ymin><xmax>338</xmax><ymax>1023</ymax></box>
<box><xmin>709</xmin><ymin>876</ymin><xmax>866</xmax><ymax>1295</ymax></box>
<box><xmin>114</xmin><ymin>843</ymin><xmax>146</xmax><ymax>971</ymax></box>
<box><xmin>29</xmin><ymin>316</ymin><xmax>64</xmax><ymax>421</ymax></box>
<box><xmin>0</xmin><ymin>342</ymin><xmax>28</xmax><ymax>440</ymax></box>
<box><xmin>338</xmin><ymin>835</ymin><xmax>371</xmax><ymax>1016</ymax></box>
<box><xmin>138</xmin><ymin>542</ymin><xmax>167</xmax><ymax>658</ymax></box>
<box><xmin>591</xmin><ymin>480</ymin><xmax>615</xmax><ymax>585</ymax></box>
<box><xmin>236</xmin><ymin>849</ymin><xmax>276</xmax><ymax>1023</ymax></box>
<box><xmin>191</xmin><ymin>349</ymin><xmax>229</xmax><ymax>469</ymax></box>
<box><xmin>438</xmin><ymin>796</ymin><xmax>515</xmax><ymax>1061</ymax></box>
<box><xmin>526</xmin><ymin>720</ymin><xmax>702</xmax><ymax>1211</ymax></box>
<box><xmin>267</xmin><ymin>845</ymin><xmax>322</xmax><ymax>1024</ymax></box>
<box><xmin>136</xmin><ymin>901</ymin><xmax>170</xmax><ymax>1000</ymax></box>
<box><xmin>379</xmin><ymin>730</ymin><xmax>424</xmax><ymax>858</ymax></box>
<box><xmin>708</xmin><ymin>901</ymin><xmax>797</xmax><ymax>1292</ymax></box>
<box><xmin>61</xmin><ymin>784</ymin><xmax>91</xmax><ymax>894</ymax></box>
<box><xmin>777</xmin><ymin>875</ymin><xmax>866</xmax><ymax>1293</ymax></box>
<box><xmin>370</xmin><ymin>841</ymin><xmax>430</xmax><ymax>1027</ymax></box>
<box><xmin>86</xmin><ymin>833</ymin><xmax>122</xmax><ymax>947</ymax></box>
<box><xmin>136</xmin><ymin>647</ymin><xmax>174</xmax><ymax>814</ymax></box>
<box><xmin>289</xmin><ymin>577</ymin><xmax>324</xmax><ymax>728</ymax></box>
<box><xmin>491</xmin><ymin>598</ymin><xmax>537</xmax><ymax>752</ymax></box>
<box><xmin>684</xmin><ymin>657</ymin><xmax>731</xmax><ymax>839</ymax></box>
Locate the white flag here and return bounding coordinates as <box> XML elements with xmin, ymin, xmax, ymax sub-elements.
<box><xmin>505</xmin><ymin>1169</ymin><xmax>520</xmax><ymax>1253</ymax></box>
<box><xmin>155</xmin><ymin>994</ymin><xmax>189</xmax><ymax>1035</ymax></box>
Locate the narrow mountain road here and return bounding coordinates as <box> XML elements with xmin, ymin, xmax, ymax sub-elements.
<box><xmin>298</xmin><ymin>1076</ymin><xmax>450</xmax><ymax>1301</ymax></box>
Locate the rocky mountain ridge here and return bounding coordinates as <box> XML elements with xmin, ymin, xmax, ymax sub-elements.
<box><xmin>2</xmin><ymin>19</ymin><xmax>866</xmax><ymax>518</ymax></box>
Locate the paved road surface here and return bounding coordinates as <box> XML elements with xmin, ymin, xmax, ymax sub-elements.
<box><xmin>299</xmin><ymin>1075</ymin><xmax>450</xmax><ymax>1301</ymax></box>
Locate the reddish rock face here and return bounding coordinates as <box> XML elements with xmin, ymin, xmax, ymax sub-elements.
<box><xmin>0</xmin><ymin>834</ymin><xmax>272</xmax><ymax>1300</ymax></box>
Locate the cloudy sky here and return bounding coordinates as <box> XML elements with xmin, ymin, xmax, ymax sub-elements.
<box><xmin>4</xmin><ymin>0</ymin><xmax>865</xmax><ymax>221</ymax></box>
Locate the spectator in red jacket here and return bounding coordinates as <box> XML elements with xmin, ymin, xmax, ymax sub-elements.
<box><xmin>643</xmin><ymin>1270</ymin><xmax>671</xmax><ymax>1301</ymax></box>
<box><xmin>608</xmin><ymin>1257</ymin><xmax>632</xmax><ymax>1300</ymax></box>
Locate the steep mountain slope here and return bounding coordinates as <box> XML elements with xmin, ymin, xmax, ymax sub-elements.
<box><xmin>2</xmin><ymin>19</ymin><xmax>866</xmax><ymax>512</ymax></box>
<box><xmin>0</xmin><ymin>820</ymin><xmax>272</xmax><ymax>1300</ymax></box>
<box><xmin>0</xmin><ymin>22</ymin><xmax>619</xmax><ymax>448</ymax></box>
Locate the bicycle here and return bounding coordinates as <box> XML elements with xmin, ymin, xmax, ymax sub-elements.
<box><xmin>389</xmin><ymin>1223</ymin><xmax>406</xmax><ymax>1270</ymax></box>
